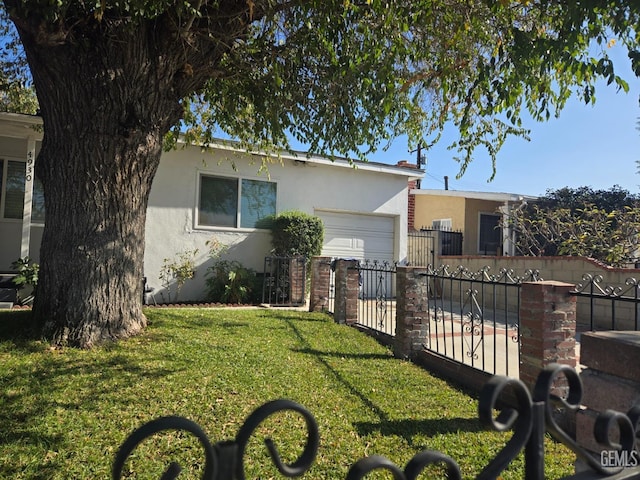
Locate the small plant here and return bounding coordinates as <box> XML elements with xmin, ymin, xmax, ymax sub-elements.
<box><xmin>11</xmin><ymin>256</ymin><xmax>39</xmax><ymax>305</ymax></box>
<box><xmin>204</xmin><ymin>237</ymin><xmax>259</xmax><ymax>304</ymax></box>
<box><xmin>205</xmin><ymin>259</ymin><xmax>259</xmax><ymax>304</ymax></box>
<box><xmin>159</xmin><ymin>249</ymin><xmax>198</xmax><ymax>303</ymax></box>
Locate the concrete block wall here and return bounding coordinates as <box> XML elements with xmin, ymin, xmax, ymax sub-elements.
<box><xmin>439</xmin><ymin>255</ymin><xmax>640</xmax><ymax>330</ymax></box>
<box><xmin>575</xmin><ymin>332</ymin><xmax>640</xmax><ymax>454</ymax></box>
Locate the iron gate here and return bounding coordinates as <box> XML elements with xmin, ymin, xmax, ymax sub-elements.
<box><xmin>355</xmin><ymin>259</ymin><xmax>397</xmax><ymax>336</ymax></box>
<box><xmin>262</xmin><ymin>256</ymin><xmax>306</xmax><ymax>306</ymax></box>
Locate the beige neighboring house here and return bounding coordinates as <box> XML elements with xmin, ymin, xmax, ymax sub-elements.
<box><xmin>0</xmin><ymin>112</ymin><xmax>424</xmax><ymax>301</ymax></box>
<box><xmin>410</xmin><ymin>188</ymin><xmax>537</xmax><ymax>256</ymax></box>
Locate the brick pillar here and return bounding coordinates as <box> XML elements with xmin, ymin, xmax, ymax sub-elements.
<box><xmin>309</xmin><ymin>256</ymin><xmax>331</xmax><ymax>312</ymax></box>
<box><xmin>333</xmin><ymin>259</ymin><xmax>359</xmax><ymax>325</ymax></box>
<box><xmin>289</xmin><ymin>257</ymin><xmax>306</xmax><ymax>306</ymax></box>
<box><xmin>394</xmin><ymin>266</ymin><xmax>429</xmax><ymax>359</ymax></box>
<box><xmin>519</xmin><ymin>281</ymin><xmax>577</xmax><ymax>391</ymax></box>
<box><xmin>408</xmin><ymin>179</ymin><xmax>417</xmax><ymax>231</ymax></box>
<box><xmin>397</xmin><ymin>161</ymin><xmax>418</xmax><ymax>231</ymax></box>
<box><xmin>576</xmin><ymin>332</ymin><xmax>640</xmax><ymax>455</ymax></box>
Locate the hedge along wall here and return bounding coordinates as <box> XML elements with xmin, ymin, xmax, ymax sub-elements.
<box><xmin>438</xmin><ymin>255</ymin><xmax>640</xmax><ymax>331</ymax></box>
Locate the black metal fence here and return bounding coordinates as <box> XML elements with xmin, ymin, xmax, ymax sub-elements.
<box><xmin>572</xmin><ymin>274</ymin><xmax>640</xmax><ymax>332</ymax></box>
<box><xmin>262</xmin><ymin>256</ymin><xmax>306</xmax><ymax>306</ymax></box>
<box><xmin>327</xmin><ymin>260</ymin><xmax>336</xmax><ymax>314</ymax></box>
<box><xmin>407</xmin><ymin>229</ymin><xmax>463</xmax><ymax>266</ymax></box>
<box><xmin>112</xmin><ymin>365</ymin><xmax>640</xmax><ymax>479</ymax></box>
<box><xmin>420</xmin><ymin>265</ymin><xmax>541</xmax><ymax>378</ymax></box>
<box><xmin>407</xmin><ymin>230</ymin><xmax>435</xmax><ymax>266</ymax></box>
<box><xmin>354</xmin><ymin>259</ymin><xmax>397</xmax><ymax>336</ymax></box>
<box><xmin>433</xmin><ymin>228</ymin><xmax>464</xmax><ymax>256</ymax></box>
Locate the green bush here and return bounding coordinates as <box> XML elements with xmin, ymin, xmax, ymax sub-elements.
<box><xmin>270</xmin><ymin>210</ymin><xmax>324</xmax><ymax>259</ymax></box>
<box><xmin>205</xmin><ymin>260</ymin><xmax>260</xmax><ymax>304</ymax></box>
<box><xmin>11</xmin><ymin>257</ymin><xmax>39</xmax><ymax>305</ymax></box>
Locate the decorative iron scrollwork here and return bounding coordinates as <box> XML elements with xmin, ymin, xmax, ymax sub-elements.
<box><xmin>112</xmin><ymin>399</ymin><xmax>319</xmax><ymax>480</ymax></box>
<box><xmin>462</xmin><ymin>288</ymin><xmax>484</xmax><ymax>359</ymax></box>
<box><xmin>113</xmin><ymin>366</ymin><xmax>640</xmax><ymax>479</ymax></box>
<box><xmin>346</xmin><ymin>451</ymin><xmax>462</xmax><ymax>480</ymax></box>
<box><xmin>425</xmin><ymin>264</ymin><xmax>543</xmax><ymax>284</ymax></box>
<box><xmin>533</xmin><ymin>364</ymin><xmax>638</xmax><ymax>476</ymax></box>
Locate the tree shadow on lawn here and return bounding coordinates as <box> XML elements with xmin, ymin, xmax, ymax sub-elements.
<box><xmin>0</xmin><ymin>310</ymin><xmax>44</xmax><ymax>350</ymax></box>
<box><xmin>282</xmin><ymin>317</ymin><xmax>483</xmax><ymax>446</ymax></box>
<box><xmin>0</xmin><ymin>341</ymin><xmax>181</xmax><ymax>477</ymax></box>
<box><xmin>354</xmin><ymin>417</ymin><xmax>485</xmax><ymax>447</ymax></box>
<box><xmin>257</xmin><ymin>310</ymin><xmax>330</xmax><ymax>322</ymax></box>
<box><xmin>292</xmin><ymin>347</ymin><xmax>394</xmax><ymax>361</ymax></box>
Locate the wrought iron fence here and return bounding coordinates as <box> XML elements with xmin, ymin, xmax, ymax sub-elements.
<box><xmin>407</xmin><ymin>229</ymin><xmax>464</xmax><ymax>266</ymax></box>
<box><xmin>407</xmin><ymin>230</ymin><xmax>435</xmax><ymax>266</ymax></box>
<box><xmin>262</xmin><ymin>256</ymin><xmax>307</xmax><ymax>306</ymax></box>
<box><xmin>572</xmin><ymin>274</ymin><xmax>640</xmax><ymax>332</ymax></box>
<box><xmin>327</xmin><ymin>259</ymin><xmax>336</xmax><ymax>314</ymax></box>
<box><xmin>112</xmin><ymin>364</ymin><xmax>640</xmax><ymax>479</ymax></box>
<box><xmin>420</xmin><ymin>265</ymin><xmax>541</xmax><ymax>377</ymax></box>
<box><xmin>354</xmin><ymin>259</ymin><xmax>397</xmax><ymax>336</ymax></box>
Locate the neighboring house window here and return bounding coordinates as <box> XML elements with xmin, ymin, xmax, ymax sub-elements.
<box><xmin>478</xmin><ymin>213</ymin><xmax>501</xmax><ymax>255</ymax></box>
<box><xmin>0</xmin><ymin>158</ymin><xmax>45</xmax><ymax>222</ymax></box>
<box><xmin>198</xmin><ymin>174</ymin><xmax>276</xmax><ymax>229</ymax></box>
<box><xmin>432</xmin><ymin>218</ymin><xmax>452</xmax><ymax>231</ymax></box>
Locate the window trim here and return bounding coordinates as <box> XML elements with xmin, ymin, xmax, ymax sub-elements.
<box><xmin>194</xmin><ymin>171</ymin><xmax>278</xmax><ymax>232</ymax></box>
<box><xmin>0</xmin><ymin>156</ymin><xmax>46</xmax><ymax>225</ymax></box>
<box><xmin>431</xmin><ymin>218</ymin><xmax>452</xmax><ymax>231</ymax></box>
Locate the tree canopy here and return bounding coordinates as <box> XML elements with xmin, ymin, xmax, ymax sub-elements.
<box><xmin>504</xmin><ymin>186</ymin><xmax>640</xmax><ymax>266</ymax></box>
<box><xmin>2</xmin><ymin>0</ymin><xmax>640</xmax><ymax>347</ymax></box>
<box><xmin>0</xmin><ymin>8</ymin><xmax>36</xmax><ymax>113</ymax></box>
<box><xmin>3</xmin><ymin>1</ymin><xmax>640</xmax><ymax>171</ymax></box>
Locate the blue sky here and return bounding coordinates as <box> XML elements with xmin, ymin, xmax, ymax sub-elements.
<box><xmin>365</xmin><ymin>44</ymin><xmax>640</xmax><ymax>197</ymax></box>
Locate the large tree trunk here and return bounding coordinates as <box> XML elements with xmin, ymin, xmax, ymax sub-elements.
<box><xmin>35</xmin><ymin>127</ymin><xmax>160</xmax><ymax>348</ymax></box>
<box><xmin>15</xmin><ymin>18</ymin><xmax>187</xmax><ymax>348</ymax></box>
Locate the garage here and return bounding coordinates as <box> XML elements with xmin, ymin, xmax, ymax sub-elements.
<box><xmin>316</xmin><ymin>210</ymin><xmax>395</xmax><ymax>262</ymax></box>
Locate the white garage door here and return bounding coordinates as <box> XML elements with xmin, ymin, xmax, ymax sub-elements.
<box><xmin>317</xmin><ymin>211</ymin><xmax>395</xmax><ymax>262</ymax></box>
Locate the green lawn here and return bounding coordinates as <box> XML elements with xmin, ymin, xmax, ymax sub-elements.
<box><xmin>0</xmin><ymin>308</ymin><xmax>574</xmax><ymax>479</ymax></box>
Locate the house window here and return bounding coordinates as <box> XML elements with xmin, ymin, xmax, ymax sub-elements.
<box><xmin>432</xmin><ymin>218</ymin><xmax>452</xmax><ymax>231</ymax></box>
<box><xmin>0</xmin><ymin>158</ymin><xmax>45</xmax><ymax>222</ymax></box>
<box><xmin>478</xmin><ymin>213</ymin><xmax>501</xmax><ymax>255</ymax></box>
<box><xmin>198</xmin><ymin>174</ymin><xmax>276</xmax><ymax>229</ymax></box>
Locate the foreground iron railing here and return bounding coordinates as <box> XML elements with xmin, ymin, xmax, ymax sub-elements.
<box><xmin>112</xmin><ymin>364</ymin><xmax>640</xmax><ymax>479</ymax></box>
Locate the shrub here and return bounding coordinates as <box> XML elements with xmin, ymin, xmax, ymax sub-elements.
<box><xmin>270</xmin><ymin>211</ymin><xmax>324</xmax><ymax>259</ymax></box>
<box><xmin>11</xmin><ymin>257</ymin><xmax>39</xmax><ymax>305</ymax></box>
<box><xmin>204</xmin><ymin>238</ymin><xmax>260</xmax><ymax>304</ymax></box>
<box><xmin>159</xmin><ymin>249</ymin><xmax>198</xmax><ymax>302</ymax></box>
<box><xmin>205</xmin><ymin>260</ymin><xmax>260</xmax><ymax>304</ymax></box>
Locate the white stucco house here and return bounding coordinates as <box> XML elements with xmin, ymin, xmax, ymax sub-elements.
<box><xmin>0</xmin><ymin>112</ymin><xmax>423</xmax><ymax>301</ymax></box>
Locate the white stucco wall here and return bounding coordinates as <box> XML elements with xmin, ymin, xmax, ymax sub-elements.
<box><xmin>0</xmin><ymin>113</ymin><xmax>417</xmax><ymax>301</ymax></box>
<box><xmin>145</xmin><ymin>144</ymin><xmax>413</xmax><ymax>301</ymax></box>
<box><xmin>0</xmin><ymin>118</ymin><xmax>43</xmax><ymax>271</ymax></box>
